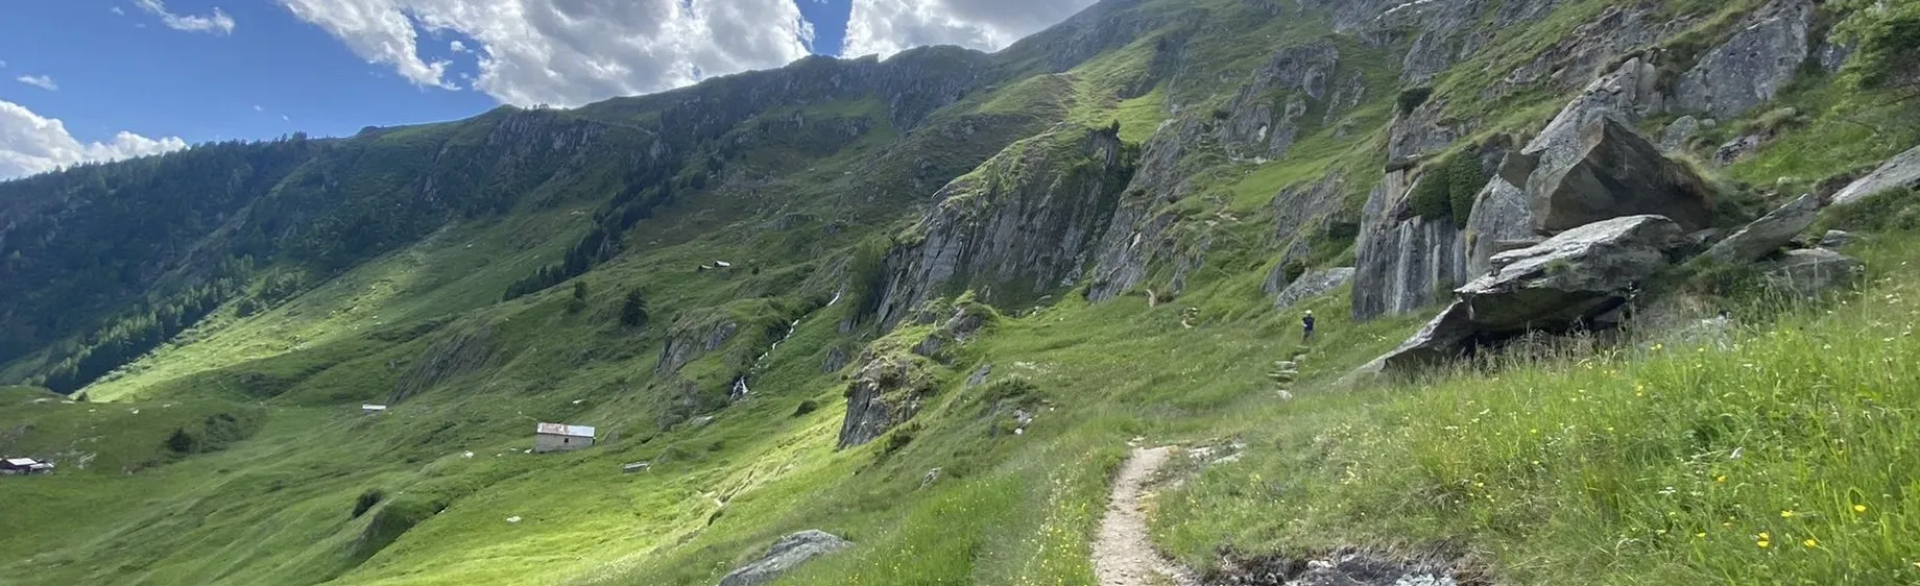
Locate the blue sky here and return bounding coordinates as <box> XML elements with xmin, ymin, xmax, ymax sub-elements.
<box><xmin>0</xmin><ymin>0</ymin><xmax>1095</xmax><ymax>179</ymax></box>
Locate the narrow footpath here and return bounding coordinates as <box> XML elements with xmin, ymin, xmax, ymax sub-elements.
<box><xmin>1093</xmin><ymin>446</ymin><xmax>1199</xmax><ymax>586</ymax></box>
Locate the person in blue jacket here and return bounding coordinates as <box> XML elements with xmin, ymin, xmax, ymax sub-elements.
<box><xmin>1301</xmin><ymin>310</ymin><xmax>1316</xmax><ymax>343</ymax></box>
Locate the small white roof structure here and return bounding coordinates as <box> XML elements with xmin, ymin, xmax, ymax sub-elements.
<box><xmin>362</xmin><ymin>404</ymin><xmax>388</xmax><ymax>411</ymax></box>
<box><xmin>3</xmin><ymin>458</ymin><xmax>39</xmax><ymax>467</ymax></box>
<box><xmin>713</xmin><ymin>261</ymin><xmax>733</xmax><ymax>268</ymax></box>
<box><xmin>535</xmin><ymin>422</ymin><xmax>595</xmax><ymax>438</ymax></box>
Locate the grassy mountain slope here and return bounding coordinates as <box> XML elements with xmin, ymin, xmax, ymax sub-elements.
<box><xmin>4</xmin><ymin>0</ymin><xmax>1920</xmax><ymax>584</ymax></box>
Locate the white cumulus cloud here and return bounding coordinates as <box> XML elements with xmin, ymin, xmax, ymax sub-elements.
<box><xmin>842</xmin><ymin>0</ymin><xmax>1096</xmax><ymax>58</ymax></box>
<box><xmin>0</xmin><ymin>100</ymin><xmax>188</xmax><ymax>180</ymax></box>
<box><xmin>134</xmin><ymin>0</ymin><xmax>237</xmax><ymax>34</ymax></box>
<box><xmin>279</xmin><ymin>0</ymin><xmax>815</xmax><ymax>108</ymax></box>
<box><xmin>16</xmin><ymin>75</ymin><xmax>56</xmax><ymax>91</ymax></box>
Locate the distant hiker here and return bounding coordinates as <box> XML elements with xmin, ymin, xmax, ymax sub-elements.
<box><xmin>1301</xmin><ymin>310</ymin><xmax>1316</xmax><ymax>343</ymax></box>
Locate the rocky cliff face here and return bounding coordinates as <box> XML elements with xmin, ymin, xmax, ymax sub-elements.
<box><xmin>874</xmin><ymin>127</ymin><xmax>1138</xmax><ymax>328</ymax></box>
<box><xmin>1218</xmin><ymin>43</ymin><xmax>1343</xmax><ymax>161</ymax></box>
<box><xmin>1082</xmin><ymin>115</ymin><xmax>1214</xmax><ymax>302</ymax></box>
<box><xmin>1674</xmin><ymin>0</ymin><xmax>1814</xmax><ymax>118</ymax></box>
<box><xmin>1352</xmin><ymin>169</ymin><xmax>1472</xmax><ymax>321</ymax></box>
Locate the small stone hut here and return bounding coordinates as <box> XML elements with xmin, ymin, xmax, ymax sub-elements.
<box><xmin>534</xmin><ymin>423</ymin><xmax>595</xmax><ymax>453</ymax></box>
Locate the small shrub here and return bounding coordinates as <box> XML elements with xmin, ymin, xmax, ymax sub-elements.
<box><xmin>351</xmin><ymin>489</ymin><xmax>385</xmax><ymax>519</ymax></box>
<box><xmin>884</xmin><ymin>422</ymin><xmax>921</xmax><ymax>455</ymax></box>
<box><xmin>353</xmin><ymin>494</ymin><xmax>447</xmax><ymax>561</ymax></box>
<box><xmin>619</xmin><ymin>289</ymin><xmax>649</xmax><ymax>327</ymax></box>
<box><xmin>1410</xmin><ymin>168</ymin><xmax>1453</xmax><ymax>221</ymax></box>
<box><xmin>1446</xmin><ymin>152</ymin><xmax>1487</xmax><ymax>228</ymax></box>
<box><xmin>1410</xmin><ymin>149</ymin><xmax>1488</xmax><ymax>226</ymax></box>
<box><xmin>792</xmin><ymin>399</ymin><xmax>819</xmax><ymax>417</ymax></box>
<box><xmin>1680</xmin><ymin>257</ymin><xmax>1768</xmax><ymax>297</ymax></box>
<box><xmin>164</xmin><ymin>428</ymin><xmax>197</xmax><ymax>454</ymax></box>
<box><xmin>1281</xmin><ymin>260</ymin><xmax>1309</xmax><ymax>285</ymax></box>
<box><xmin>982</xmin><ymin>377</ymin><xmax>1040</xmax><ymax>406</ymax></box>
<box><xmin>1397</xmin><ymin>86</ymin><xmax>1434</xmax><ymax>115</ymax></box>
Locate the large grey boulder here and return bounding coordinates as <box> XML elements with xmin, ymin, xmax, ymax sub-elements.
<box><xmin>1274</xmin><ymin>268</ymin><xmax>1355</xmax><ymax>310</ymax></box>
<box><xmin>1468</xmin><ymin>57</ymin><xmax>1666</xmax><ymax>276</ymax></box>
<box><xmin>1465</xmin><ymin>175</ymin><xmax>1533</xmax><ymax>277</ymax></box>
<box><xmin>1462</xmin><ymin>215</ymin><xmax>1686</xmax><ymax>333</ymax></box>
<box><xmin>1674</xmin><ymin>0</ymin><xmax>1814</xmax><ymax>118</ymax></box>
<box><xmin>718</xmin><ymin>530</ymin><xmax>853</xmax><ymax>586</ymax></box>
<box><xmin>1527</xmin><ymin>118</ymin><xmax>1715</xmax><ymax>233</ymax></box>
<box><xmin>1364</xmin><ymin>215</ymin><xmax>1688</xmax><ymax>373</ymax></box>
<box><xmin>1702</xmin><ymin>193</ymin><xmax>1821</xmax><ymax>264</ymax></box>
<box><xmin>1763</xmin><ymin>248</ymin><xmax>1864</xmax><ymax>297</ymax></box>
<box><xmin>1832</xmin><ymin>144</ymin><xmax>1920</xmax><ymax>207</ymax></box>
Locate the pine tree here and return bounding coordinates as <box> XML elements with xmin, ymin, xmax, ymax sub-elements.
<box><xmin>620</xmin><ymin>289</ymin><xmax>649</xmax><ymax>327</ymax></box>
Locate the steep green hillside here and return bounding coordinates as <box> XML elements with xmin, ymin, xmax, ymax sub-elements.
<box><xmin>3</xmin><ymin>0</ymin><xmax>1919</xmax><ymax>585</ymax></box>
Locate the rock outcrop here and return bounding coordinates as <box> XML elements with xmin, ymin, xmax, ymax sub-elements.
<box><xmin>838</xmin><ymin>353</ymin><xmax>937</xmax><ymax>448</ymax></box>
<box><xmin>1763</xmin><ymin>248</ymin><xmax>1864</xmax><ymax>297</ymax></box>
<box><xmin>656</xmin><ymin>321</ymin><xmax>738</xmax><ymax>378</ymax></box>
<box><xmin>391</xmin><ymin>322</ymin><xmax>498</xmax><ymax>403</ymax></box>
<box><xmin>1388</xmin><ymin>97</ymin><xmax>1466</xmax><ymax>162</ymax></box>
<box><xmin>1084</xmin><ymin>116</ymin><xmax>1212</xmax><ymax>302</ymax></box>
<box><xmin>1673</xmin><ymin>0</ymin><xmax>1814</xmax><ymax>118</ymax></box>
<box><xmin>1364</xmin><ymin>215</ymin><xmax>1687</xmax><ymax>374</ymax></box>
<box><xmin>1270</xmin><ymin>172</ymin><xmax>1352</xmax><ymax>272</ymax></box>
<box><xmin>1381</xmin><ymin>0</ymin><xmax>1491</xmax><ymax>84</ymax></box>
<box><xmin>1488</xmin><ymin>4</ymin><xmax>1689</xmax><ymax>102</ymax></box>
<box><xmin>874</xmin><ymin>127</ymin><xmax>1137</xmax><ymax>329</ymax></box>
<box><xmin>1832</xmin><ymin>144</ymin><xmax>1920</xmax><ymax>207</ymax></box>
<box><xmin>1702</xmin><ymin>193</ymin><xmax>1821</xmax><ymax>264</ymax></box>
<box><xmin>1274</xmin><ymin>268</ymin><xmax>1355</xmax><ymax>310</ymax></box>
<box><xmin>1352</xmin><ymin>169</ymin><xmax>1471</xmax><ymax>321</ymax></box>
<box><xmin>1659</xmin><ymin>116</ymin><xmax>1704</xmax><ymax>153</ymax></box>
<box><xmin>1218</xmin><ymin>43</ymin><xmax>1342</xmax><ymax>161</ymax></box>
<box><xmin>1525</xmin><ymin>118</ymin><xmax>1715</xmax><ymax>234</ymax></box>
<box><xmin>718</xmin><ymin>530</ymin><xmax>852</xmax><ymax>586</ymax></box>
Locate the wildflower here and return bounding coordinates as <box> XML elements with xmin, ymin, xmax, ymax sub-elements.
<box><xmin>1804</xmin><ymin>538</ymin><xmax>1818</xmax><ymax>548</ymax></box>
<box><xmin>1781</xmin><ymin>510</ymin><xmax>1796</xmax><ymax>518</ymax></box>
<box><xmin>1854</xmin><ymin>504</ymin><xmax>1868</xmax><ymax>514</ymax></box>
<box><xmin>1695</xmin><ymin>532</ymin><xmax>1707</xmax><ymax>538</ymax></box>
<box><xmin>1757</xmin><ymin>532</ymin><xmax>1771</xmax><ymax>548</ymax></box>
<box><xmin>1715</xmin><ymin>475</ymin><xmax>1726</xmax><ymax>483</ymax></box>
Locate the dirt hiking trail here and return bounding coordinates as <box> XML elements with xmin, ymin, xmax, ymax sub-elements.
<box><xmin>1094</xmin><ymin>446</ymin><xmax>1199</xmax><ymax>586</ymax></box>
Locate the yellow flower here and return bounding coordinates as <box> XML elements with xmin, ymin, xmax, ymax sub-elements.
<box><xmin>1781</xmin><ymin>510</ymin><xmax>1796</xmax><ymax>518</ymax></box>
<box><xmin>1757</xmin><ymin>539</ymin><xmax>1771</xmax><ymax>548</ymax></box>
<box><xmin>1803</xmin><ymin>538</ymin><xmax>1818</xmax><ymax>548</ymax></box>
<box><xmin>1715</xmin><ymin>475</ymin><xmax>1726</xmax><ymax>483</ymax></box>
<box><xmin>1853</xmin><ymin>504</ymin><xmax>1867</xmax><ymax>513</ymax></box>
<box><xmin>1695</xmin><ymin>532</ymin><xmax>1707</xmax><ymax>538</ymax></box>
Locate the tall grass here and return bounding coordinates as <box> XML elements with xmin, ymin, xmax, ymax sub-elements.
<box><xmin>1156</xmin><ymin>240</ymin><xmax>1920</xmax><ymax>584</ymax></box>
